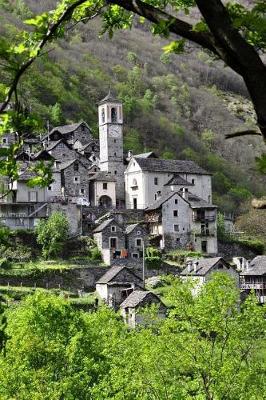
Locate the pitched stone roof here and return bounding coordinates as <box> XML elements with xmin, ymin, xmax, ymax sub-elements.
<box><xmin>93</xmin><ymin>218</ymin><xmax>116</xmax><ymax>233</ymax></box>
<box><xmin>120</xmin><ymin>290</ymin><xmax>162</xmax><ymax>308</ymax></box>
<box><xmin>146</xmin><ymin>191</ymin><xmax>179</xmax><ymax>211</ymax></box>
<box><xmin>186</xmin><ymin>193</ymin><xmax>217</xmax><ymax>209</ymax></box>
<box><xmin>134</xmin><ymin>152</ymin><xmax>158</xmax><ymax>159</ymax></box>
<box><xmin>46</xmin><ymin>139</ymin><xmax>65</xmax><ymax>151</ymax></box>
<box><xmin>242</xmin><ymin>256</ymin><xmax>266</xmax><ymax>276</ymax></box>
<box><xmin>134</xmin><ymin>157</ymin><xmax>210</xmax><ymax>175</ymax></box>
<box><xmin>59</xmin><ymin>158</ymin><xmax>87</xmax><ymax>171</ymax></box>
<box><xmin>31</xmin><ymin>150</ymin><xmax>54</xmax><ymax>160</ymax></box>
<box><xmin>164</xmin><ymin>174</ymin><xmax>193</xmax><ymax>186</ymax></box>
<box><xmin>96</xmin><ymin>265</ymin><xmax>141</xmax><ymax>284</ymax></box>
<box><xmin>125</xmin><ymin>223</ymin><xmax>141</xmax><ymax>235</ymax></box>
<box><xmin>180</xmin><ymin>257</ymin><xmax>227</xmax><ymax>276</ymax></box>
<box><xmin>50</xmin><ymin>122</ymin><xmax>84</xmax><ymax>135</ymax></box>
<box><xmin>88</xmin><ymin>171</ymin><xmax>116</xmax><ymax>182</ymax></box>
<box><xmin>98</xmin><ymin>90</ymin><xmax>121</xmax><ymax>105</ymax></box>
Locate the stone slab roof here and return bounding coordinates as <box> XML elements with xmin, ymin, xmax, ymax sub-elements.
<box><xmin>59</xmin><ymin>158</ymin><xmax>88</xmax><ymax>171</ymax></box>
<box><xmin>134</xmin><ymin>157</ymin><xmax>210</xmax><ymax>175</ymax></box>
<box><xmin>125</xmin><ymin>223</ymin><xmax>141</xmax><ymax>235</ymax></box>
<box><xmin>134</xmin><ymin>152</ymin><xmax>158</xmax><ymax>159</ymax></box>
<box><xmin>96</xmin><ymin>265</ymin><xmax>142</xmax><ymax>284</ymax></box>
<box><xmin>98</xmin><ymin>90</ymin><xmax>121</xmax><ymax>105</ymax></box>
<box><xmin>93</xmin><ymin>218</ymin><xmax>115</xmax><ymax>233</ymax></box>
<box><xmin>187</xmin><ymin>193</ymin><xmax>217</xmax><ymax>209</ymax></box>
<box><xmin>46</xmin><ymin>139</ymin><xmax>64</xmax><ymax>151</ymax></box>
<box><xmin>120</xmin><ymin>290</ymin><xmax>162</xmax><ymax>308</ymax></box>
<box><xmin>242</xmin><ymin>256</ymin><xmax>266</xmax><ymax>276</ymax></box>
<box><xmin>146</xmin><ymin>191</ymin><xmax>178</xmax><ymax>211</ymax></box>
<box><xmin>165</xmin><ymin>174</ymin><xmax>193</xmax><ymax>186</ymax></box>
<box><xmin>88</xmin><ymin>171</ymin><xmax>116</xmax><ymax>182</ymax></box>
<box><xmin>180</xmin><ymin>257</ymin><xmax>226</xmax><ymax>276</ymax></box>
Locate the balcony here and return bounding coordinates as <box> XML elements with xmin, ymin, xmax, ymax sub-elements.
<box><xmin>193</xmin><ymin>215</ymin><xmax>216</xmax><ymax>222</ymax></box>
<box><xmin>241</xmin><ymin>283</ymin><xmax>266</xmax><ymax>290</ymax></box>
<box><xmin>195</xmin><ymin>229</ymin><xmax>216</xmax><ymax>237</ymax></box>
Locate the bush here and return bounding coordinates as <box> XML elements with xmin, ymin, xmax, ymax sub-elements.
<box><xmin>145</xmin><ymin>247</ymin><xmax>162</xmax><ymax>269</ymax></box>
<box><xmin>0</xmin><ymin>258</ymin><xmax>11</xmax><ymax>269</ymax></box>
<box><xmin>89</xmin><ymin>246</ymin><xmax>102</xmax><ymax>261</ymax></box>
<box><xmin>165</xmin><ymin>250</ymin><xmax>202</xmax><ymax>265</ymax></box>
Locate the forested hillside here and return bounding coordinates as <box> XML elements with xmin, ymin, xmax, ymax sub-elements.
<box><xmin>1</xmin><ymin>0</ymin><xmax>266</xmax><ymax>213</ymax></box>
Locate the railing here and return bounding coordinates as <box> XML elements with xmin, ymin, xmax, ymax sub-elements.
<box><xmin>195</xmin><ymin>230</ymin><xmax>216</xmax><ymax>237</ymax></box>
<box><xmin>241</xmin><ymin>283</ymin><xmax>266</xmax><ymax>290</ymax></box>
<box><xmin>193</xmin><ymin>215</ymin><xmax>216</xmax><ymax>222</ymax></box>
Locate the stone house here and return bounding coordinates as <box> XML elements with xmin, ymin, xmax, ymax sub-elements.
<box><xmin>96</xmin><ymin>265</ymin><xmax>144</xmax><ymax>308</ymax></box>
<box><xmin>240</xmin><ymin>256</ymin><xmax>266</xmax><ymax>304</ymax></box>
<box><xmin>93</xmin><ymin>218</ymin><xmax>125</xmax><ymax>265</ymax></box>
<box><xmin>125</xmin><ymin>157</ymin><xmax>212</xmax><ymax>210</ymax></box>
<box><xmin>45</xmin><ymin>139</ymin><xmax>76</xmax><ymax>161</ymax></box>
<box><xmin>43</xmin><ymin>121</ymin><xmax>93</xmax><ymax>147</ymax></box>
<box><xmin>120</xmin><ymin>290</ymin><xmax>166</xmax><ymax>328</ymax></box>
<box><xmin>180</xmin><ymin>257</ymin><xmax>239</xmax><ymax>295</ymax></box>
<box><xmin>125</xmin><ymin>223</ymin><xmax>148</xmax><ymax>259</ymax></box>
<box><xmin>88</xmin><ymin>171</ymin><xmax>116</xmax><ymax>208</ymax></box>
<box><xmin>60</xmin><ymin>159</ymin><xmax>90</xmax><ymax>202</ymax></box>
<box><xmin>145</xmin><ymin>190</ymin><xmax>217</xmax><ymax>254</ymax></box>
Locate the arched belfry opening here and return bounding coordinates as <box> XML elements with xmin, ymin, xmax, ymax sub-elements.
<box><xmin>111</xmin><ymin>107</ymin><xmax>117</xmax><ymax>123</ymax></box>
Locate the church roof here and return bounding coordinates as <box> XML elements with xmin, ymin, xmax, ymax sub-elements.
<box><xmin>134</xmin><ymin>157</ymin><xmax>210</xmax><ymax>175</ymax></box>
<box><xmin>98</xmin><ymin>90</ymin><xmax>121</xmax><ymax>105</ymax></box>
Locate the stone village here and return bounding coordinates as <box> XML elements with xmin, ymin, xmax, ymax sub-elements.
<box><xmin>0</xmin><ymin>93</ymin><xmax>265</xmax><ymax>324</ymax></box>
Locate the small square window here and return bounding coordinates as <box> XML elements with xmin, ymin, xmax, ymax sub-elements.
<box><xmin>173</xmin><ymin>224</ymin><xmax>179</xmax><ymax>232</ymax></box>
<box><xmin>176</xmin><ymin>238</ymin><xmax>180</xmax><ymax>243</ymax></box>
<box><xmin>136</xmin><ymin>239</ymin><xmax>142</xmax><ymax>247</ymax></box>
<box><xmin>154</xmin><ymin>177</ymin><xmax>158</xmax><ymax>185</ymax></box>
<box><xmin>74</xmin><ymin>176</ymin><xmax>80</xmax><ymax>183</ymax></box>
<box><xmin>173</xmin><ymin>210</ymin><xmax>178</xmax><ymax>217</ymax></box>
<box><xmin>103</xmin><ymin>182</ymin><xmax>108</xmax><ymax>190</ymax></box>
<box><xmin>3</xmin><ymin>138</ymin><xmax>7</xmax><ymax>144</ymax></box>
<box><xmin>114</xmin><ymin>139</ymin><xmax>117</xmax><ymax>143</ymax></box>
<box><xmin>80</xmin><ymin>188</ymin><xmax>85</xmax><ymax>195</ymax></box>
<box><xmin>48</xmin><ymin>185</ymin><xmax>52</xmax><ymax>191</ymax></box>
<box><xmin>111</xmin><ymin>226</ymin><xmax>116</xmax><ymax>232</ymax></box>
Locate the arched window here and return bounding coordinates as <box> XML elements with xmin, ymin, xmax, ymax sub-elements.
<box><xmin>102</xmin><ymin>108</ymin><xmax>105</xmax><ymax>123</ymax></box>
<box><xmin>111</xmin><ymin>107</ymin><xmax>117</xmax><ymax>122</ymax></box>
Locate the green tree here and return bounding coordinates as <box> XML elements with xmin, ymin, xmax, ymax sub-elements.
<box><xmin>36</xmin><ymin>212</ymin><xmax>69</xmax><ymax>259</ymax></box>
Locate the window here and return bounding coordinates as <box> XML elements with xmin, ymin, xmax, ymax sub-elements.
<box><xmin>114</xmin><ymin>139</ymin><xmax>117</xmax><ymax>143</ymax></box>
<box><xmin>175</xmin><ymin>199</ymin><xmax>178</xmax><ymax>204</ymax></box>
<box><xmin>91</xmin><ymin>145</ymin><xmax>95</xmax><ymax>151</ymax></box>
<box><xmin>176</xmin><ymin>238</ymin><xmax>180</xmax><ymax>243</ymax></box>
<box><xmin>111</xmin><ymin>107</ymin><xmax>117</xmax><ymax>122</ymax></box>
<box><xmin>137</xmin><ymin>230</ymin><xmax>141</xmax><ymax>235</ymax></box>
<box><xmin>133</xmin><ymin>198</ymin><xmax>137</xmax><ymax>209</ymax></box>
<box><xmin>74</xmin><ymin>163</ymin><xmax>79</xmax><ymax>171</ymax></box>
<box><xmin>80</xmin><ymin>188</ymin><xmax>85</xmax><ymax>195</ymax></box>
<box><xmin>81</xmin><ymin>124</ymin><xmax>85</xmax><ymax>132</ymax></box>
<box><xmin>136</xmin><ymin>238</ymin><xmax>142</xmax><ymax>247</ymax></box>
<box><xmin>154</xmin><ymin>177</ymin><xmax>158</xmax><ymax>185</ymax></box>
<box><xmin>74</xmin><ymin>176</ymin><xmax>80</xmax><ymax>183</ymax></box>
<box><xmin>173</xmin><ymin>210</ymin><xmax>178</xmax><ymax>217</ymax></box>
<box><xmin>110</xmin><ymin>237</ymin><xmax>117</xmax><ymax>248</ymax></box>
<box><xmin>132</xmin><ymin>253</ymin><xmax>139</xmax><ymax>259</ymax></box>
<box><xmin>2</xmin><ymin>138</ymin><xmax>7</xmax><ymax>144</ymax></box>
<box><xmin>192</xmin><ymin>179</ymin><xmax>195</xmax><ymax>185</ymax></box>
<box><xmin>111</xmin><ymin>226</ymin><xmax>116</xmax><ymax>233</ymax></box>
<box><xmin>114</xmin><ymin>170</ymin><xmax>117</xmax><ymax>175</ymax></box>
<box><xmin>114</xmin><ymin>152</ymin><xmax>117</xmax><ymax>157</ymax></box>
<box><xmin>173</xmin><ymin>224</ymin><xmax>179</xmax><ymax>232</ymax></box>
<box><xmin>102</xmin><ymin>108</ymin><xmax>105</xmax><ymax>123</ymax></box>
<box><xmin>154</xmin><ymin>194</ymin><xmax>157</xmax><ymax>201</ymax></box>
<box><xmin>48</xmin><ymin>185</ymin><xmax>52</xmax><ymax>191</ymax></box>
<box><xmin>103</xmin><ymin>182</ymin><xmax>108</xmax><ymax>190</ymax></box>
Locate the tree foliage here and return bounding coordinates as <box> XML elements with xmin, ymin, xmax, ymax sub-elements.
<box><xmin>36</xmin><ymin>212</ymin><xmax>69</xmax><ymax>259</ymax></box>
<box><xmin>0</xmin><ymin>275</ymin><xmax>265</xmax><ymax>399</ymax></box>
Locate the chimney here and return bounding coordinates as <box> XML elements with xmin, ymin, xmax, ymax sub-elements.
<box><xmin>187</xmin><ymin>260</ymin><xmax>192</xmax><ymax>272</ymax></box>
<box><xmin>182</xmin><ymin>187</ymin><xmax>188</xmax><ymax>200</ymax></box>
<box><xmin>171</xmin><ymin>185</ymin><xmax>174</xmax><ymax>192</ymax></box>
<box><xmin>128</xmin><ymin>150</ymin><xmax>133</xmax><ymax>159</ymax></box>
<box><xmin>193</xmin><ymin>261</ymin><xmax>198</xmax><ymax>272</ymax></box>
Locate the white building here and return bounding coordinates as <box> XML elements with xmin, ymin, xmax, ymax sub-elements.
<box><xmin>125</xmin><ymin>157</ymin><xmax>212</xmax><ymax>210</ymax></box>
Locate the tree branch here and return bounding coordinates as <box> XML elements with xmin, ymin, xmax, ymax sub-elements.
<box><xmin>107</xmin><ymin>0</ymin><xmax>219</xmax><ymax>55</ymax></box>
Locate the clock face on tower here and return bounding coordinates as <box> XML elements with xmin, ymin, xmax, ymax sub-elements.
<box><xmin>109</xmin><ymin>126</ymin><xmax>120</xmax><ymax>138</ymax></box>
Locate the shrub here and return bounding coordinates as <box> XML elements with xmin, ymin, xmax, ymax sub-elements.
<box><xmin>165</xmin><ymin>250</ymin><xmax>202</xmax><ymax>265</ymax></box>
<box><xmin>145</xmin><ymin>247</ymin><xmax>162</xmax><ymax>269</ymax></box>
<box><xmin>0</xmin><ymin>258</ymin><xmax>11</xmax><ymax>269</ymax></box>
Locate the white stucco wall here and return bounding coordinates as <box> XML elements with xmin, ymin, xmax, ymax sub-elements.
<box><xmin>94</xmin><ymin>181</ymin><xmax>116</xmax><ymax>207</ymax></box>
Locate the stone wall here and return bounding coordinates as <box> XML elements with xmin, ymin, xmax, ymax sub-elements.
<box><xmin>218</xmin><ymin>241</ymin><xmax>257</xmax><ymax>260</ymax></box>
<box><xmin>0</xmin><ymin>266</ymin><xmax>109</xmax><ymax>292</ymax></box>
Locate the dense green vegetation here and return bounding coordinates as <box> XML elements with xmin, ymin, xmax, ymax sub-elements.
<box><xmin>0</xmin><ymin>274</ymin><xmax>264</xmax><ymax>399</ymax></box>
<box><xmin>0</xmin><ymin>0</ymin><xmax>265</xmax><ymax>214</ymax></box>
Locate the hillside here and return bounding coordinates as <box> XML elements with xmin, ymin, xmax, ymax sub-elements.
<box><xmin>1</xmin><ymin>0</ymin><xmax>266</xmax><ymax>214</ymax></box>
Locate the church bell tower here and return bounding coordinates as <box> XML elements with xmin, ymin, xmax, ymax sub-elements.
<box><xmin>98</xmin><ymin>91</ymin><xmax>125</xmax><ymax>205</ymax></box>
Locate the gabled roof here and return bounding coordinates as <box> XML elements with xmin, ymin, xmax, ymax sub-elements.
<box><xmin>125</xmin><ymin>223</ymin><xmax>142</xmax><ymax>235</ymax></box>
<box><xmin>79</xmin><ymin>140</ymin><xmax>99</xmax><ymax>152</ymax></box>
<box><xmin>133</xmin><ymin>157</ymin><xmax>210</xmax><ymax>175</ymax></box>
<box><xmin>93</xmin><ymin>218</ymin><xmax>117</xmax><ymax>233</ymax></box>
<box><xmin>31</xmin><ymin>150</ymin><xmax>54</xmax><ymax>160</ymax></box>
<box><xmin>59</xmin><ymin>158</ymin><xmax>88</xmax><ymax>171</ymax></box>
<box><xmin>164</xmin><ymin>174</ymin><xmax>193</xmax><ymax>186</ymax></box>
<box><xmin>134</xmin><ymin>152</ymin><xmax>158</xmax><ymax>159</ymax></box>
<box><xmin>180</xmin><ymin>257</ymin><xmax>228</xmax><ymax>276</ymax></box>
<box><xmin>46</xmin><ymin>139</ymin><xmax>65</xmax><ymax>151</ymax></box>
<box><xmin>146</xmin><ymin>191</ymin><xmax>179</xmax><ymax>211</ymax></box>
<box><xmin>96</xmin><ymin>265</ymin><xmax>142</xmax><ymax>284</ymax></box>
<box><xmin>50</xmin><ymin>121</ymin><xmax>86</xmax><ymax>135</ymax></box>
<box><xmin>242</xmin><ymin>256</ymin><xmax>266</xmax><ymax>276</ymax></box>
<box><xmin>187</xmin><ymin>193</ymin><xmax>217</xmax><ymax>209</ymax></box>
<box><xmin>17</xmin><ymin>169</ymin><xmax>37</xmax><ymax>181</ymax></box>
<box><xmin>120</xmin><ymin>290</ymin><xmax>163</xmax><ymax>308</ymax></box>
<box><xmin>88</xmin><ymin>171</ymin><xmax>116</xmax><ymax>182</ymax></box>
